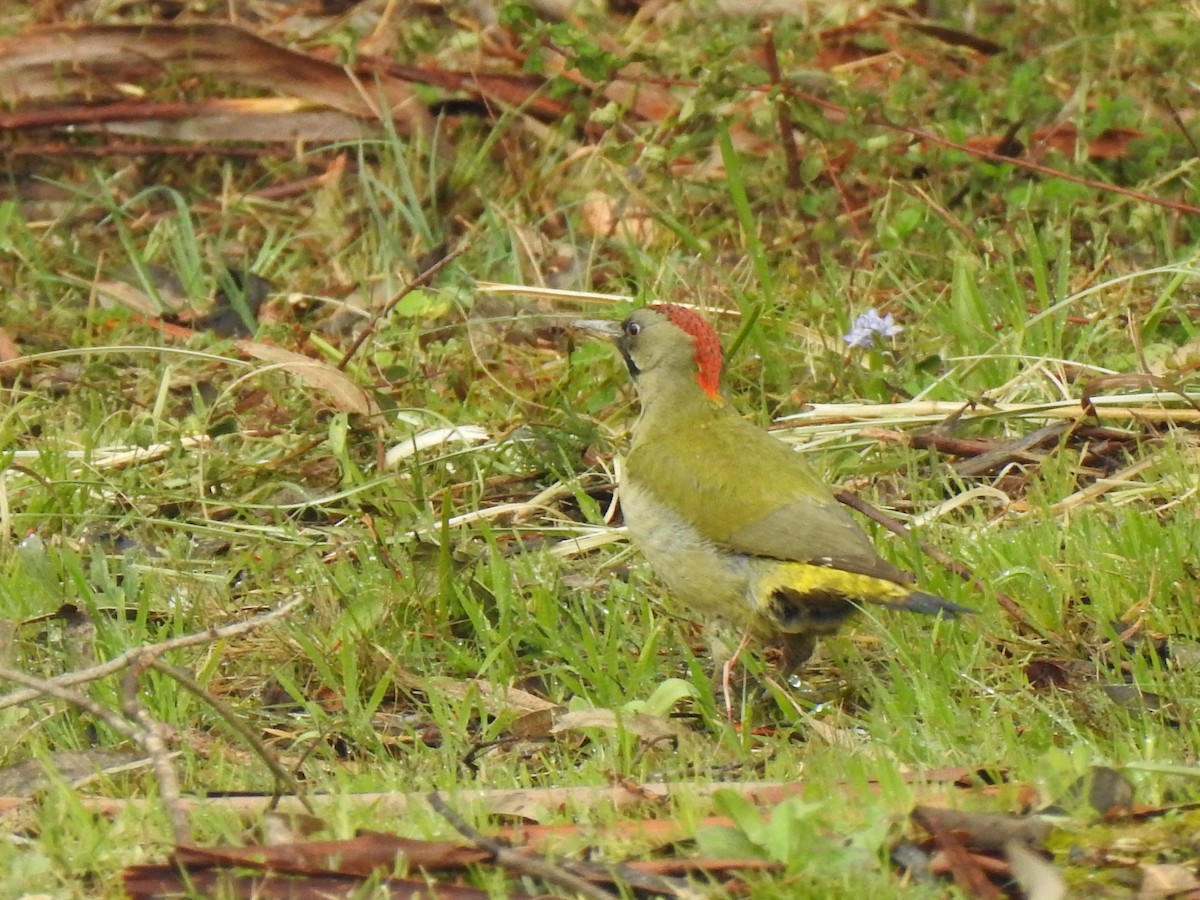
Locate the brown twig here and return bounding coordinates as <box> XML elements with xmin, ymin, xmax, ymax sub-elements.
<box><xmin>2</xmin><ymin>769</ymin><xmax>978</xmax><ymax>818</ymax></box>
<box><xmin>121</xmin><ymin>661</ymin><xmax>191</xmax><ymax>844</ymax></box>
<box><xmin>823</xmin><ymin>147</ymin><xmax>865</xmax><ymax>241</ymax></box>
<box><xmin>879</xmin><ymin>115</ymin><xmax>1200</xmax><ymax>217</ymax></box>
<box><xmin>912</xmin><ymin>806</ymin><xmax>1006</xmax><ymax>898</ymax></box>
<box><xmin>336</xmin><ymin>241</ymin><xmax>468</xmax><ymax>371</ymax></box>
<box><xmin>0</xmin><ymin>598</ymin><xmax>309</xmax><ymax>840</ymax></box>
<box><xmin>148</xmin><ymin>660</ymin><xmax>314</xmax><ymax>815</ymax></box>
<box><xmin>0</xmin><ymin>594</ymin><xmax>307</xmax><ymax>711</ymax></box>
<box><xmin>760</xmin><ymin>24</ymin><xmax>801</xmax><ymax>191</ymax></box>
<box><xmin>0</xmin><ymin>99</ymin><xmax>227</xmax><ymax>129</ymax></box>
<box><xmin>832</xmin><ymin>489</ymin><xmax>1039</xmax><ymax>634</ymax></box>
<box><xmin>0</xmin><ymin>141</ymin><xmax>283</xmax><ymax>159</ymax></box>
<box><xmin>1163</xmin><ymin>95</ymin><xmax>1200</xmax><ymax>157</ymax></box>
<box><xmin>427</xmin><ymin>792</ymin><xmax>616</xmax><ymax>900</ymax></box>
<box><xmin>0</xmin><ymin>662</ymin><xmax>191</xmax><ymax>841</ymax></box>
<box><xmin>0</xmin><ymin>665</ymin><xmax>145</xmax><ymax>742</ymax></box>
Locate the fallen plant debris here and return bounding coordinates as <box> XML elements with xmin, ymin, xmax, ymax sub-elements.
<box><xmin>0</xmin><ymin>595</ymin><xmax>313</xmax><ymax>843</ymax></box>
<box><xmin>0</xmin><ymin>12</ymin><xmax>1192</xmax><ymax>217</ymax></box>
<box><xmin>118</xmin><ymin>780</ymin><xmax>1067</xmax><ymax>898</ymax></box>
<box><xmin>124</xmin><ymin>866</ymin><xmax>506</xmax><ymax>900</ymax></box>
<box><xmin>4</xmin><ymin>1</ymin><xmax>1200</xmax><ymax>896</ymax></box>
<box><xmin>0</xmin><ymin>23</ymin><xmax>432</xmax><ymax>140</ymax></box>
<box><xmin>123</xmin><ymin>822</ymin><xmax>692</xmax><ymax>898</ymax></box>
<box><xmin>19</xmin><ymin>767</ymin><xmax>1200</xmax><ymax>898</ymax></box>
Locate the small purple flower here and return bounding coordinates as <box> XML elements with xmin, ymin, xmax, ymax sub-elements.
<box><xmin>844</xmin><ymin>308</ymin><xmax>902</xmax><ymax>349</ymax></box>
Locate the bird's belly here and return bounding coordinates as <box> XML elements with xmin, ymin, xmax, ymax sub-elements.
<box><xmin>620</xmin><ymin>483</ymin><xmax>764</xmax><ymax>632</ymax></box>
<box><xmin>620</xmin><ymin>479</ymin><xmax>866</xmax><ymax>641</ymax></box>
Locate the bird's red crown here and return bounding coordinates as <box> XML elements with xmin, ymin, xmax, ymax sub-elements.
<box><xmin>651</xmin><ymin>304</ymin><xmax>722</xmax><ymax>398</ymax></box>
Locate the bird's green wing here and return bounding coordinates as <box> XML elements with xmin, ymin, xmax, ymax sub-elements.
<box><xmin>626</xmin><ymin>407</ymin><xmax>910</xmax><ymax>584</ymax></box>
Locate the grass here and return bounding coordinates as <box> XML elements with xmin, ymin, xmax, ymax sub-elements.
<box><xmin>2</xmin><ymin>0</ymin><xmax>1200</xmax><ymax>896</ymax></box>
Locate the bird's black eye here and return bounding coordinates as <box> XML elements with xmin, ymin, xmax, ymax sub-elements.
<box><xmin>625</xmin><ymin>320</ymin><xmax>641</xmax><ymax>337</ymax></box>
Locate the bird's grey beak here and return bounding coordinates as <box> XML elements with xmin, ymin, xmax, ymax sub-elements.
<box><xmin>574</xmin><ymin>317</ymin><xmax>639</xmax><ymax>379</ymax></box>
<box><xmin>572</xmin><ymin>319</ymin><xmax>623</xmax><ymax>340</ymax></box>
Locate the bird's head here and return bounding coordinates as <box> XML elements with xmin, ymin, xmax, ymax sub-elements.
<box><xmin>614</xmin><ymin>305</ymin><xmax>723</xmax><ymax>399</ymax></box>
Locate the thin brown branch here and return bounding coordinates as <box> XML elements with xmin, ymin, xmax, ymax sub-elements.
<box><xmin>121</xmin><ymin>662</ymin><xmax>190</xmax><ymax>844</ymax></box>
<box><xmin>0</xmin><ymin>99</ymin><xmax>221</xmax><ymax>129</ymax></box>
<box><xmin>0</xmin><ymin>594</ymin><xmax>307</xmax><ymax>711</ymax></box>
<box><xmin>897</xmin><ymin>181</ymin><xmax>993</xmax><ymax>256</ymax></box>
<box><xmin>0</xmin><ymin>664</ymin><xmax>191</xmax><ymax>841</ymax></box>
<box><xmin>149</xmin><ymin>660</ymin><xmax>315</xmax><ymax>816</ymax></box>
<box><xmin>832</xmin><ymin>490</ymin><xmax>1041</xmax><ymax>634</ymax></box>
<box><xmin>0</xmin><ymin>768</ymin><xmax>979</xmax><ymax>818</ymax></box>
<box><xmin>427</xmin><ymin>791</ymin><xmax>617</xmax><ymax>900</ymax></box>
<box><xmin>823</xmin><ymin>148</ymin><xmax>865</xmax><ymax>241</ymax></box>
<box><xmin>1163</xmin><ymin>96</ymin><xmax>1200</xmax><ymax>157</ymax></box>
<box><xmin>0</xmin><ymin>665</ymin><xmax>143</xmax><ymax>742</ymax></box>
<box><xmin>0</xmin><ymin>598</ymin><xmax>310</xmax><ymax>840</ymax></box>
<box><xmin>881</xmin><ymin>115</ymin><xmax>1200</xmax><ymax>217</ymax></box>
<box><xmin>336</xmin><ymin>241</ymin><xmax>468</xmax><ymax>371</ymax></box>
<box><xmin>0</xmin><ymin>141</ymin><xmax>283</xmax><ymax>159</ymax></box>
<box><xmin>760</xmin><ymin>24</ymin><xmax>801</xmax><ymax>191</ymax></box>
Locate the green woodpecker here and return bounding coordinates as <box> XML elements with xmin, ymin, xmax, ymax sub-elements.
<box><xmin>588</xmin><ymin>304</ymin><xmax>969</xmax><ymax>670</ymax></box>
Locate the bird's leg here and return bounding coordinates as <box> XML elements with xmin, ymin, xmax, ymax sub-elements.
<box><xmin>778</xmin><ymin>632</ymin><xmax>817</xmax><ymax>676</ymax></box>
<box><xmin>721</xmin><ymin>629</ymin><xmax>755</xmax><ymax>722</ymax></box>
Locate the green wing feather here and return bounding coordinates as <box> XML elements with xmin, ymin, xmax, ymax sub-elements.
<box><xmin>626</xmin><ymin>402</ymin><xmax>908</xmax><ymax>584</ymax></box>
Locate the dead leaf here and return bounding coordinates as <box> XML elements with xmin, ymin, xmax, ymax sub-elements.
<box><xmin>0</xmin><ymin>328</ymin><xmax>21</xmax><ymax>364</ymax></box>
<box><xmin>1024</xmin><ymin>658</ymin><xmax>1075</xmax><ymax>689</ymax></box>
<box><xmin>422</xmin><ymin>677</ymin><xmax>559</xmax><ymax>717</ymax></box>
<box><xmin>1030</xmin><ymin>123</ymin><xmax>1079</xmax><ymax>157</ymax></box>
<box><xmin>913</xmin><ymin>806</ymin><xmax>1054</xmax><ymax>853</ymax></box>
<box><xmin>0</xmin><ymin>23</ymin><xmax>431</xmax><ymax>139</ymax></box>
<box><xmin>86</xmin><ymin>98</ymin><xmax>377</xmax><ymax>144</ymax></box>
<box><xmin>0</xmin><ymin>749</ymin><xmax>154</xmax><ymax>798</ymax></box>
<box><xmin>261</xmin><ymin>811</ymin><xmax>328</xmax><ymax>846</ymax></box>
<box><xmin>1086</xmin><ymin>767</ymin><xmax>1136</xmax><ymax>817</ymax></box>
<box><xmin>918</xmin><ymin>810</ymin><xmax>1005</xmax><ymax>898</ymax></box>
<box><xmin>1006</xmin><ymin>840</ymin><xmax>1067</xmax><ymax>900</ymax></box>
<box><xmin>1001</xmin><ymin>121</ymin><xmax>1149</xmax><ymax>165</ymax></box>
<box><xmin>1088</xmin><ymin>128</ymin><xmax>1145</xmax><ymax>160</ymax></box>
<box><xmin>580</xmin><ymin>191</ymin><xmax>657</xmax><ymax>243</ymax></box>
<box><xmin>1080</xmin><ymin>373</ymin><xmax>1200</xmax><ymax>418</ymax></box>
<box><xmin>1153</xmin><ymin>333</ymin><xmax>1200</xmax><ymax>375</ymax></box>
<box><xmin>1139</xmin><ymin>863</ymin><xmax>1200</xmax><ymax>899</ymax></box>
<box><xmin>94</xmin><ymin>279</ymin><xmax>180</xmax><ymax>317</ymax></box>
<box><xmin>509</xmin><ymin>707</ymin><xmax>558</xmax><ymax>740</ymax></box>
<box><xmin>385</xmin><ymin>427</ymin><xmax>491</xmax><ymax>468</ymax></box>
<box><xmin>549</xmin><ymin>708</ymin><xmax>684</xmax><ymax>744</ymax></box>
<box><xmin>1101</xmin><ymin>683</ymin><xmax>1164</xmax><ymax>714</ymax></box>
<box><xmin>173</xmin><ymin>833</ymin><xmax>492</xmax><ymax>876</ymax></box>
<box><xmin>538</xmin><ymin>45</ymin><xmax>680</xmax><ymax>125</ymax></box>
<box><xmin>234</xmin><ymin>340</ymin><xmax>378</xmax><ymax>416</ymax></box>
<box><xmin>966</xmin><ymin>133</ymin><xmax>1022</xmax><ymax>157</ymax></box>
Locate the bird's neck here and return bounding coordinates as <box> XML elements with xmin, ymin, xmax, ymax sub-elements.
<box><xmin>633</xmin><ymin>369</ymin><xmax>723</xmax><ymax>438</ymax></box>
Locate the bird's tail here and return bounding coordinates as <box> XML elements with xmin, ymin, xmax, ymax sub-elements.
<box><xmin>760</xmin><ymin>563</ymin><xmax>974</xmax><ymax>626</ymax></box>
<box><xmin>884</xmin><ymin>589</ymin><xmax>975</xmax><ymax>619</ymax></box>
